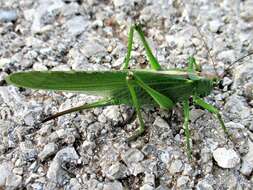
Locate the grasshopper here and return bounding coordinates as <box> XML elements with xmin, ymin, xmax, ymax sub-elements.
<box><xmin>6</xmin><ymin>24</ymin><xmax>231</xmax><ymax>158</ymax></box>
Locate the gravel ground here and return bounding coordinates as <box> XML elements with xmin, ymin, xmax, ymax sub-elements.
<box><xmin>0</xmin><ymin>0</ymin><xmax>253</xmax><ymax>189</ymax></box>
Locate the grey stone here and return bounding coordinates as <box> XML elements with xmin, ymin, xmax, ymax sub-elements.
<box><xmin>67</xmin><ymin>178</ymin><xmax>82</xmax><ymax>190</ymax></box>
<box><xmin>47</xmin><ymin>147</ymin><xmax>79</xmax><ymax>185</ymax></box>
<box><xmin>64</xmin><ymin>16</ymin><xmax>88</xmax><ymax>37</ymax></box>
<box><xmin>240</xmin><ymin>160</ymin><xmax>253</xmax><ymax>176</ymax></box>
<box><xmin>224</xmin><ymin>94</ymin><xmax>251</xmax><ymax>122</ymax></box>
<box><xmin>155</xmin><ymin>185</ymin><xmax>169</xmax><ymax>190</ymax></box>
<box><xmin>6</xmin><ymin>174</ymin><xmax>22</xmax><ymax>189</ymax></box>
<box><xmin>213</xmin><ymin>148</ymin><xmax>240</xmax><ymax>169</ymax></box>
<box><xmin>0</xmin><ymin>162</ymin><xmax>13</xmax><ymax>186</ymax></box>
<box><xmin>122</xmin><ymin>148</ymin><xmax>144</xmax><ymax>166</ymax></box>
<box><xmin>103</xmin><ymin>181</ymin><xmax>123</xmax><ymax>190</ymax></box>
<box><xmin>196</xmin><ymin>179</ymin><xmax>214</xmax><ymax>190</ymax></box>
<box><xmin>242</xmin><ymin>140</ymin><xmax>253</xmax><ymax>173</ymax></box>
<box><xmin>113</xmin><ymin>0</ymin><xmax>130</xmax><ymax>7</ymax></box>
<box><xmin>0</xmin><ymin>9</ymin><xmax>17</xmax><ymax>22</ymax></box>
<box><xmin>104</xmin><ymin>162</ymin><xmax>129</xmax><ymax>180</ymax></box>
<box><xmin>233</xmin><ymin>61</ymin><xmax>253</xmax><ymax>88</ymax></box>
<box><xmin>80</xmin><ymin>38</ymin><xmax>106</xmax><ymax>58</ymax></box>
<box><xmin>31</xmin><ymin>0</ymin><xmax>64</xmax><ymax>33</ymax></box>
<box><xmin>209</xmin><ymin>20</ymin><xmax>223</xmax><ymax>33</ymax></box>
<box><xmin>38</xmin><ymin>142</ymin><xmax>58</xmax><ymax>161</ymax></box>
<box><xmin>176</xmin><ymin>176</ymin><xmax>190</xmax><ymax>187</ymax></box>
<box><xmin>19</xmin><ymin>141</ymin><xmax>38</xmax><ymax>161</ymax></box>
<box><xmin>140</xmin><ymin>184</ymin><xmax>154</xmax><ymax>190</ymax></box>
<box><xmin>243</xmin><ymin>82</ymin><xmax>253</xmax><ymax>100</ymax></box>
<box><xmin>168</xmin><ymin>160</ymin><xmax>184</xmax><ymax>174</ymax></box>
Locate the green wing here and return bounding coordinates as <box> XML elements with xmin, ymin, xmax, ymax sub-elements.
<box><xmin>6</xmin><ymin>70</ymin><xmax>193</xmax><ymax>105</ymax></box>
<box><xmin>6</xmin><ymin>71</ymin><xmax>128</xmax><ymax>96</ymax></box>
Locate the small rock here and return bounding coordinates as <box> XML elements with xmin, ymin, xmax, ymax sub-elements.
<box><xmin>176</xmin><ymin>176</ymin><xmax>190</xmax><ymax>187</ymax></box>
<box><xmin>19</xmin><ymin>141</ymin><xmax>38</xmax><ymax>161</ymax></box>
<box><xmin>67</xmin><ymin>178</ymin><xmax>82</xmax><ymax>190</ymax></box>
<box><xmin>159</xmin><ymin>148</ymin><xmax>172</xmax><ymax>164</ymax></box>
<box><xmin>153</xmin><ymin>117</ymin><xmax>170</xmax><ymax>128</ymax></box>
<box><xmin>113</xmin><ymin>0</ymin><xmax>130</xmax><ymax>7</ymax></box>
<box><xmin>224</xmin><ymin>94</ymin><xmax>251</xmax><ymax>122</ymax></box>
<box><xmin>243</xmin><ymin>82</ymin><xmax>253</xmax><ymax>100</ymax></box>
<box><xmin>240</xmin><ymin>160</ymin><xmax>253</xmax><ymax>176</ymax></box>
<box><xmin>155</xmin><ymin>185</ymin><xmax>169</xmax><ymax>190</ymax></box>
<box><xmin>213</xmin><ymin>148</ymin><xmax>240</xmax><ymax>168</ymax></box>
<box><xmin>209</xmin><ymin>19</ymin><xmax>223</xmax><ymax>33</ymax></box>
<box><xmin>233</xmin><ymin>61</ymin><xmax>253</xmax><ymax>88</ymax></box>
<box><xmin>64</xmin><ymin>16</ymin><xmax>88</xmax><ymax>37</ymax></box>
<box><xmin>80</xmin><ymin>140</ymin><xmax>96</xmax><ymax>156</ymax></box>
<box><xmin>38</xmin><ymin>142</ymin><xmax>58</xmax><ymax>161</ymax></box>
<box><xmin>242</xmin><ymin>140</ymin><xmax>253</xmax><ymax>173</ymax></box>
<box><xmin>196</xmin><ymin>179</ymin><xmax>214</xmax><ymax>190</ymax></box>
<box><xmin>142</xmin><ymin>144</ymin><xmax>157</xmax><ymax>156</ymax></box>
<box><xmin>0</xmin><ymin>162</ymin><xmax>13</xmax><ymax>186</ymax></box>
<box><xmin>103</xmin><ymin>106</ymin><xmax>121</xmax><ymax>121</ymax></box>
<box><xmin>143</xmin><ymin>173</ymin><xmax>155</xmax><ymax>186</ymax></box>
<box><xmin>103</xmin><ymin>181</ymin><xmax>123</xmax><ymax>190</ymax></box>
<box><xmin>104</xmin><ymin>162</ymin><xmax>129</xmax><ymax>180</ymax></box>
<box><xmin>80</xmin><ymin>39</ymin><xmax>106</xmax><ymax>58</ymax></box>
<box><xmin>122</xmin><ymin>148</ymin><xmax>144</xmax><ymax>166</ymax></box>
<box><xmin>6</xmin><ymin>174</ymin><xmax>22</xmax><ymax>189</ymax></box>
<box><xmin>140</xmin><ymin>184</ymin><xmax>154</xmax><ymax>190</ymax></box>
<box><xmin>168</xmin><ymin>160</ymin><xmax>184</xmax><ymax>174</ymax></box>
<box><xmin>47</xmin><ymin>147</ymin><xmax>79</xmax><ymax>185</ymax></box>
<box><xmin>0</xmin><ymin>9</ymin><xmax>17</xmax><ymax>22</ymax></box>
<box><xmin>222</xmin><ymin>77</ymin><xmax>233</xmax><ymax>87</ymax></box>
<box><xmin>216</xmin><ymin>50</ymin><xmax>235</xmax><ymax>64</ymax></box>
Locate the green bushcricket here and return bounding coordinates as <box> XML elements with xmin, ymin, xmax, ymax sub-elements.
<box><xmin>6</xmin><ymin>24</ymin><xmax>232</xmax><ymax>158</ymax></box>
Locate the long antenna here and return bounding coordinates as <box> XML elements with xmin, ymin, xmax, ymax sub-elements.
<box><xmin>225</xmin><ymin>51</ymin><xmax>253</xmax><ymax>71</ymax></box>
<box><xmin>195</xmin><ymin>26</ymin><xmax>219</xmax><ymax>77</ymax></box>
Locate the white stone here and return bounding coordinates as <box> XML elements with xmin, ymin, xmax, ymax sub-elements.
<box><xmin>38</xmin><ymin>142</ymin><xmax>58</xmax><ymax>161</ymax></box>
<box><xmin>122</xmin><ymin>148</ymin><xmax>144</xmax><ymax>166</ymax></box>
<box><xmin>103</xmin><ymin>181</ymin><xmax>123</xmax><ymax>190</ymax></box>
<box><xmin>0</xmin><ymin>162</ymin><xmax>12</xmax><ymax>186</ymax></box>
<box><xmin>213</xmin><ymin>148</ymin><xmax>240</xmax><ymax>168</ymax></box>
<box><xmin>140</xmin><ymin>184</ymin><xmax>154</xmax><ymax>190</ymax></box>
<box><xmin>168</xmin><ymin>160</ymin><xmax>184</xmax><ymax>174</ymax></box>
<box><xmin>209</xmin><ymin>20</ymin><xmax>223</xmax><ymax>33</ymax></box>
<box><xmin>240</xmin><ymin>160</ymin><xmax>253</xmax><ymax>176</ymax></box>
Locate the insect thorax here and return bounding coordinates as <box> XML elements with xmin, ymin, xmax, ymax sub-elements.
<box><xmin>193</xmin><ymin>78</ymin><xmax>213</xmax><ymax>98</ymax></box>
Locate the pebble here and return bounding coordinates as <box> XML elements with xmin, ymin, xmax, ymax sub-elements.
<box><xmin>0</xmin><ymin>162</ymin><xmax>13</xmax><ymax>186</ymax></box>
<box><xmin>122</xmin><ymin>148</ymin><xmax>144</xmax><ymax>166</ymax></box>
<box><xmin>155</xmin><ymin>185</ymin><xmax>169</xmax><ymax>190</ymax></box>
<box><xmin>209</xmin><ymin>19</ymin><xmax>223</xmax><ymax>33</ymax></box>
<box><xmin>233</xmin><ymin>61</ymin><xmax>253</xmax><ymax>88</ymax></box>
<box><xmin>113</xmin><ymin>0</ymin><xmax>130</xmax><ymax>7</ymax></box>
<box><xmin>38</xmin><ymin>142</ymin><xmax>58</xmax><ymax>161</ymax></box>
<box><xmin>168</xmin><ymin>160</ymin><xmax>184</xmax><ymax>174</ymax></box>
<box><xmin>240</xmin><ymin>160</ymin><xmax>253</xmax><ymax>176</ymax></box>
<box><xmin>243</xmin><ymin>82</ymin><xmax>253</xmax><ymax>100</ymax></box>
<box><xmin>196</xmin><ymin>179</ymin><xmax>214</xmax><ymax>190</ymax></box>
<box><xmin>241</xmin><ymin>140</ymin><xmax>253</xmax><ymax>174</ymax></box>
<box><xmin>103</xmin><ymin>181</ymin><xmax>123</xmax><ymax>190</ymax></box>
<box><xmin>104</xmin><ymin>162</ymin><xmax>129</xmax><ymax>180</ymax></box>
<box><xmin>46</xmin><ymin>147</ymin><xmax>79</xmax><ymax>185</ymax></box>
<box><xmin>143</xmin><ymin>173</ymin><xmax>155</xmax><ymax>186</ymax></box>
<box><xmin>0</xmin><ymin>9</ymin><xmax>17</xmax><ymax>22</ymax></box>
<box><xmin>140</xmin><ymin>184</ymin><xmax>154</xmax><ymax>190</ymax></box>
<box><xmin>213</xmin><ymin>148</ymin><xmax>240</xmax><ymax>169</ymax></box>
<box><xmin>176</xmin><ymin>176</ymin><xmax>190</xmax><ymax>188</ymax></box>
<box><xmin>6</xmin><ymin>174</ymin><xmax>22</xmax><ymax>189</ymax></box>
<box><xmin>64</xmin><ymin>16</ymin><xmax>88</xmax><ymax>37</ymax></box>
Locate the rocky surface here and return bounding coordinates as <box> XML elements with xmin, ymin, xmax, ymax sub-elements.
<box><xmin>1</xmin><ymin>0</ymin><xmax>253</xmax><ymax>189</ymax></box>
